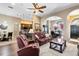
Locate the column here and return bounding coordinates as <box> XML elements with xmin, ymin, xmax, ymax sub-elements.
<box><xmin>63</xmin><ymin>17</ymin><xmax>70</xmax><ymax>41</ymax></box>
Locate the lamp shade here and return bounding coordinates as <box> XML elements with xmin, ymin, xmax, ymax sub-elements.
<box><xmin>29</xmin><ymin>29</ymin><xmax>34</xmax><ymax>33</ymax></box>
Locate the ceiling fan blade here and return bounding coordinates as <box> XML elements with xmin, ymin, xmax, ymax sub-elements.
<box><xmin>27</xmin><ymin>8</ymin><xmax>35</xmax><ymax>10</ymax></box>
<box><xmin>8</xmin><ymin>6</ymin><xmax>14</xmax><ymax>9</ymax></box>
<box><xmin>32</xmin><ymin>3</ymin><xmax>37</xmax><ymax>8</ymax></box>
<box><xmin>39</xmin><ymin>10</ymin><xmax>44</xmax><ymax>13</ymax></box>
<box><xmin>37</xmin><ymin>6</ymin><xmax>46</xmax><ymax>9</ymax></box>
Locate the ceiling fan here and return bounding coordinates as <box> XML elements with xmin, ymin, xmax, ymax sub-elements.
<box><xmin>27</xmin><ymin>3</ymin><xmax>46</xmax><ymax>13</ymax></box>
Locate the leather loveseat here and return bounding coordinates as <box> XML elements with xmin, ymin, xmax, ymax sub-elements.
<box><xmin>34</xmin><ymin>32</ymin><xmax>50</xmax><ymax>46</ymax></box>
<box><xmin>17</xmin><ymin>35</ymin><xmax>39</xmax><ymax>56</ymax></box>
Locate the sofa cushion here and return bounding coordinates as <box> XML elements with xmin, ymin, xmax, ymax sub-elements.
<box><xmin>17</xmin><ymin>35</ymin><xmax>28</xmax><ymax>46</ymax></box>
<box><xmin>20</xmin><ymin>35</ymin><xmax>27</xmax><ymax>41</ymax></box>
<box><xmin>40</xmin><ymin>35</ymin><xmax>44</xmax><ymax>38</ymax></box>
<box><xmin>38</xmin><ymin>32</ymin><xmax>45</xmax><ymax>38</ymax></box>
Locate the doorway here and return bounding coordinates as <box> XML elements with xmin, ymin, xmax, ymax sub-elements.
<box><xmin>70</xmin><ymin>19</ymin><xmax>79</xmax><ymax>39</ymax></box>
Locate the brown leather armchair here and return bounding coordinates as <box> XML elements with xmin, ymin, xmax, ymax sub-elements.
<box><xmin>34</xmin><ymin>32</ymin><xmax>50</xmax><ymax>46</ymax></box>
<box><xmin>17</xmin><ymin>35</ymin><xmax>39</xmax><ymax>56</ymax></box>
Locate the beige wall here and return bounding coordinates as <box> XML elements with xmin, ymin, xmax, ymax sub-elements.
<box><xmin>41</xmin><ymin>5</ymin><xmax>79</xmax><ymax>41</ymax></box>
<box><xmin>0</xmin><ymin>14</ymin><xmax>21</xmax><ymax>40</ymax></box>
<box><xmin>20</xmin><ymin>15</ymin><xmax>41</xmax><ymax>31</ymax></box>
<box><xmin>32</xmin><ymin>15</ymin><xmax>41</xmax><ymax>31</ymax></box>
<box><xmin>0</xmin><ymin>14</ymin><xmax>41</xmax><ymax>41</ymax></box>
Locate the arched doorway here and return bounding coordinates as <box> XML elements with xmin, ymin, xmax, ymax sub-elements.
<box><xmin>45</xmin><ymin>16</ymin><xmax>64</xmax><ymax>37</ymax></box>
<box><xmin>67</xmin><ymin>9</ymin><xmax>79</xmax><ymax>42</ymax></box>
<box><xmin>70</xmin><ymin>19</ymin><xmax>79</xmax><ymax>39</ymax></box>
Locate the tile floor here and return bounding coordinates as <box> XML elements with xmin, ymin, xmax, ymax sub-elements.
<box><xmin>0</xmin><ymin>40</ymin><xmax>78</xmax><ymax>56</ymax></box>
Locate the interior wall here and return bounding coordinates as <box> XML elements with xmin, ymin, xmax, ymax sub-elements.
<box><xmin>0</xmin><ymin>14</ymin><xmax>21</xmax><ymax>40</ymax></box>
<box><xmin>32</xmin><ymin>15</ymin><xmax>41</xmax><ymax>31</ymax></box>
<box><xmin>41</xmin><ymin>5</ymin><xmax>79</xmax><ymax>41</ymax></box>
<box><xmin>0</xmin><ymin>14</ymin><xmax>41</xmax><ymax>41</ymax></box>
<box><xmin>21</xmin><ymin>20</ymin><xmax>32</xmax><ymax>24</ymax></box>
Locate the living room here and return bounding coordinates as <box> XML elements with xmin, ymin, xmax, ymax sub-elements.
<box><xmin>0</xmin><ymin>3</ymin><xmax>79</xmax><ymax>56</ymax></box>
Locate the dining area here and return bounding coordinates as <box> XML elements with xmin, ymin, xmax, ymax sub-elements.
<box><xmin>0</xmin><ymin>31</ymin><xmax>13</xmax><ymax>41</ymax></box>
<box><xmin>0</xmin><ymin>21</ymin><xmax>13</xmax><ymax>41</ymax></box>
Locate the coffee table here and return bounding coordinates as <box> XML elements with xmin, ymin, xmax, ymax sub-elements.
<box><xmin>49</xmin><ymin>39</ymin><xmax>66</xmax><ymax>53</ymax></box>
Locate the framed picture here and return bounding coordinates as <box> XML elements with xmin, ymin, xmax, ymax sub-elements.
<box><xmin>35</xmin><ymin>23</ymin><xmax>40</xmax><ymax>30</ymax></box>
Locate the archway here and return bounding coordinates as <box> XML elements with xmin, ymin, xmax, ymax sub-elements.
<box><xmin>67</xmin><ymin>9</ymin><xmax>79</xmax><ymax>41</ymax></box>
<box><xmin>45</xmin><ymin>16</ymin><xmax>64</xmax><ymax>37</ymax></box>
<box><xmin>71</xmin><ymin>19</ymin><xmax>79</xmax><ymax>39</ymax></box>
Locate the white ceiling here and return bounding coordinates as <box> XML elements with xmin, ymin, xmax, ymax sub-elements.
<box><xmin>0</xmin><ymin>3</ymin><xmax>78</xmax><ymax>19</ymax></box>
<box><xmin>46</xmin><ymin>16</ymin><xmax>62</xmax><ymax>21</ymax></box>
<box><xmin>69</xmin><ymin>9</ymin><xmax>79</xmax><ymax>16</ymax></box>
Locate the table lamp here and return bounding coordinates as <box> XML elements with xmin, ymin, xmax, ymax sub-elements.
<box><xmin>29</xmin><ymin>29</ymin><xmax>34</xmax><ymax>33</ymax></box>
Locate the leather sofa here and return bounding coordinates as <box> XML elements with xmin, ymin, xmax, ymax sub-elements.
<box><xmin>17</xmin><ymin>35</ymin><xmax>39</xmax><ymax>56</ymax></box>
<box><xmin>34</xmin><ymin>32</ymin><xmax>50</xmax><ymax>46</ymax></box>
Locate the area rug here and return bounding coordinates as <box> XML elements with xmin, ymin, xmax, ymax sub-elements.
<box><xmin>40</xmin><ymin>42</ymin><xmax>78</xmax><ymax>56</ymax></box>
